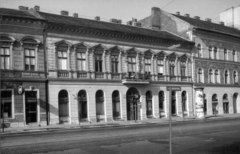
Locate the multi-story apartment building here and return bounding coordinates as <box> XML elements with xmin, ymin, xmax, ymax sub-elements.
<box><xmin>139</xmin><ymin>7</ymin><xmax>240</xmax><ymax>116</ymax></box>
<box><xmin>0</xmin><ymin>6</ymin><xmax>48</xmax><ymax>127</ymax></box>
<box><xmin>1</xmin><ymin>6</ymin><xmax>196</xmax><ymax>126</ymax></box>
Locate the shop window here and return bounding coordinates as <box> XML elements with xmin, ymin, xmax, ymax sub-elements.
<box><xmin>112</xmin><ymin>90</ymin><xmax>120</xmax><ymax>119</ymax></box>
<box><xmin>1</xmin><ymin>91</ymin><xmax>12</xmax><ymax>118</ymax></box>
<box><xmin>24</xmin><ymin>49</ymin><xmax>35</xmax><ymax>71</ymax></box>
<box><xmin>111</xmin><ymin>55</ymin><xmax>118</xmax><ymax>73</ymax></box>
<box><xmin>77</xmin><ymin>52</ymin><xmax>86</xmax><ymax>71</ymax></box>
<box><xmin>182</xmin><ymin>91</ymin><xmax>187</xmax><ymax>112</ymax></box>
<box><xmin>95</xmin><ymin>54</ymin><xmax>102</xmax><ymax>72</ymax></box>
<box><xmin>58</xmin><ymin>51</ymin><xmax>67</xmax><ymax>70</ymax></box>
<box><xmin>0</xmin><ymin>47</ymin><xmax>10</xmax><ymax>69</ymax></box>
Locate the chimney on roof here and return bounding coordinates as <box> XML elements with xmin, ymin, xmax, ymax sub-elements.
<box><xmin>61</xmin><ymin>10</ymin><xmax>69</xmax><ymax>16</ymax></box>
<box><xmin>110</xmin><ymin>18</ymin><xmax>118</xmax><ymax>23</ymax></box>
<box><xmin>194</xmin><ymin>16</ymin><xmax>200</xmax><ymax>20</ymax></box>
<box><xmin>34</xmin><ymin>5</ymin><xmax>40</xmax><ymax>11</ymax></box>
<box><xmin>73</xmin><ymin>13</ymin><xmax>78</xmax><ymax>18</ymax></box>
<box><xmin>151</xmin><ymin>7</ymin><xmax>160</xmax><ymax>16</ymax></box>
<box><xmin>184</xmin><ymin>14</ymin><xmax>190</xmax><ymax>17</ymax></box>
<box><xmin>176</xmin><ymin>11</ymin><xmax>180</xmax><ymax>15</ymax></box>
<box><xmin>205</xmin><ymin>18</ymin><xmax>211</xmax><ymax>22</ymax></box>
<box><xmin>219</xmin><ymin>21</ymin><xmax>225</xmax><ymax>25</ymax></box>
<box><xmin>95</xmin><ymin>16</ymin><xmax>100</xmax><ymax>21</ymax></box>
<box><xmin>19</xmin><ymin>6</ymin><xmax>28</xmax><ymax>11</ymax></box>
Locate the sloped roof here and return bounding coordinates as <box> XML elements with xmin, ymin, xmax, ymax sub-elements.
<box><xmin>38</xmin><ymin>11</ymin><xmax>191</xmax><ymax>42</ymax></box>
<box><xmin>0</xmin><ymin>8</ymin><xmax>37</xmax><ymax>19</ymax></box>
<box><xmin>172</xmin><ymin>14</ymin><xmax>240</xmax><ymax>37</ymax></box>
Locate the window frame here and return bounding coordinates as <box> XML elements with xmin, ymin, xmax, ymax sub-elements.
<box><xmin>169</xmin><ymin>61</ymin><xmax>175</xmax><ymax>76</ymax></box>
<box><xmin>111</xmin><ymin>55</ymin><xmax>119</xmax><ymax>73</ymax></box>
<box><xmin>144</xmin><ymin>58</ymin><xmax>151</xmax><ymax>74</ymax></box>
<box><xmin>76</xmin><ymin>52</ymin><xmax>86</xmax><ymax>71</ymax></box>
<box><xmin>157</xmin><ymin>59</ymin><xmax>164</xmax><ymax>75</ymax></box>
<box><xmin>0</xmin><ymin>89</ymin><xmax>14</xmax><ymax>119</ymax></box>
<box><xmin>24</xmin><ymin>48</ymin><xmax>36</xmax><ymax>71</ymax></box>
<box><xmin>57</xmin><ymin>50</ymin><xmax>68</xmax><ymax>70</ymax></box>
<box><xmin>95</xmin><ymin>54</ymin><xmax>103</xmax><ymax>72</ymax></box>
<box><xmin>0</xmin><ymin>47</ymin><xmax>10</xmax><ymax>69</ymax></box>
<box><xmin>128</xmin><ymin>57</ymin><xmax>136</xmax><ymax>73</ymax></box>
<box><xmin>209</xmin><ymin>46</ymin><xmax>212</xmax><ymax>59</ymax></box>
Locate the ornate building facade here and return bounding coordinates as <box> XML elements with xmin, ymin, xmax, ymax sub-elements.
<box><xmin>139</xmin><ymin>7</ymin><xmax>240</xmax><ymax>116</ymax></box>
<box><xmin>1</xmin><ymin>6</ymin><xmax>196</xmax><ymax>126</ymax></box>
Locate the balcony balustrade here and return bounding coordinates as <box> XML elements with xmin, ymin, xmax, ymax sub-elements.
<box><xmin>77</xmin><ymin>71</ymin><xmax>87</xmax><ymax>79</ymax></box>
<box><xmin>58</xmin><ymin>70</ymin><xmax>69</xmax><ymax>78</ymax></box>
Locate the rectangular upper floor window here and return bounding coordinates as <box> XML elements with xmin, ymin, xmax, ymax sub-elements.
<box><xmin>111</xmin><ymin>55</ymin><xmax>118</xmax><ymax>73</ymax></box>
<box><xmin>0</xmin><ymin>47</ymin><xmax>10</xmax><ymax>69</ymax></box>
<box><xmin>77</xmin><ymin>52</ymin><xmax>86</xmax><ymax>71</ymax></box>
<box><xmin>128</xmin><ymin>57</ymin><xmax>136</xmax><ymax>73</ymax></box>
<box><xmin>25</xmin><ymin>49</ymin><xmax>35</xmax><ymax>71</ymax></box>
<box><xmin>224</xmin><ymin>49</ymin><xmax>227</xmax><ymax>61</ymax></box>
<box><xmin>58</xmin><ymin>51</ymin><xmax>67</xmax><ymax>70</ymax></box>
<box><xmin>181</xmin><ymin>62</ymin><xmax>186</xmax><ymax>77</ymax></box>
<box><xmin>157</xmin><ymin>60</ymin><xmax>164</xmax><ymax>75</ymax></box>
<box><xmin>169</xmin><ymin>61</ymin><xmax>175</xmax><ymax>76</ymax></box>
<box><xmin>95</xmin><ymin>54</ymin><xmax>102</xmax><ymax>72</ymax></box>
<box><xmin>145</xmin><ymin>58</ymin><xmax>151</xmax><ymax>74</ymax></box>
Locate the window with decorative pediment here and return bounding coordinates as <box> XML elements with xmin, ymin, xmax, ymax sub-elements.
<box><xmin>145</xmin><ymin>58</ymin><xmax>151</xmax><ymax>74</ymax></box>
<box><xmin>128</xmin><ymin>57</ymin><xmax>136</xmax><ymax>74</ymax></box>
<box><xmin>0</xmin><ymin>35</ymin><xmax>15</xmax><ymax>70</ymax></box>
<box><xmin>214</xmin><ymin>70</ymin><xmax>220</xmax><ymax>83</ymax></box>
<box><xmin>224</xmin><ymin>70</ymin><xmax>229</xmax><ymax>84</ymax></box>
<box><xmin>1</xmin><ymin>48</ymin><xmax>10</xmax><ymax>69</ymax></box>
<box><xmin>77</xmin><ymin>52</ymin><xmax>86</xmax><ymax>71</ymax></box>
<box><xmin>157</xmin><ymin>60</ymin><xmax>164</xmax><ymax>75</ymax></box>
<box><xmin>21</xmin><ymin>37</ymin><xmax>40</xmax><ymax>71</ymax></box>
<box><xmin>24</xmin><ymin>49</ymin><xmax>36</xmax><ymax>71</ymax></box>
<box><xmin>95</xmin><ymin>54</ymin><xmax>102</xmax><ymax>72</ymax></box>
<box><xmin>233</xmin><ymin>50</ymin><xmax>237</xmax><ymax>62</ymax></box>
<box><xmin>198</xmin><ymin>68</ymin><xmax>203</xmax><ymax>83</ymax></box>
<box><xmin>180</xmin><ymin>62</ymin><xmax>186</xmax><ymax>77</ymax></box>
<box><xmin>213</xmin><ymin>47</ymin><xmax>218</xmax><ymax>59</ymax></box>
<box><xmin>111</xmin><ymin>55</ymin><xmax>118</xmax><ymax>73</ymax></box>
<box><xmin>209</xmin><ymin>46</ymin><xmax>212</xmax><ymax>59</ymax></box>
<box><xmin>58</xmin><ymin>51</ymin><xmax>67</xmax><ymax>70</ymax></box>
<box><xmin>209</xmin><ymin>69</ymin><xmax>213</xmax><ymax>83</ymax></box>
<box><xmin>169</xmin><ymin>61</ymin><xmax>175</xmax><ymax>76</ymax></box>
<box><xmin>197</xmin><ymin>44</ymin><xmax>202</xmax><ymax>58</ymax></box>
<box><xmin>233</xmin><ymin>71</ymin><xmax>238</xmax><ymax>84</ymax></box>
<box><xmin>224</xmin><ymin>49</ymin><xmax>227</xmax><ymax>60</ymax></box>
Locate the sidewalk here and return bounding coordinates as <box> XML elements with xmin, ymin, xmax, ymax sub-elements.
<box><xmin>1</xmin><ymin>114</ymin><xmax>240</xmax><ymax>135</ymax></box>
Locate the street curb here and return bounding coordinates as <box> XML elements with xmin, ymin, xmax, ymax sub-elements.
<box><xmin>1</xmin><ymin>116</ymin><xmax>239</xmax><ymax>136</ymax></box>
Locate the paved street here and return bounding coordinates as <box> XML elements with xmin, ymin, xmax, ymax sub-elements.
<box><xmin>1</xmin><ymin>117</ymin><xmax>240</xmax><ymax>154</ymax></box>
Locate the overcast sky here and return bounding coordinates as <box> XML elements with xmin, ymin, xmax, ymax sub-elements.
<box><xmin>0</xmin><ymin>0</ymin><xmax>239</xmax><ymax>24</ymax></box>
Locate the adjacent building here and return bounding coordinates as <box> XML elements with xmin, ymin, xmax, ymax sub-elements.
<box><xmin>139</xmin><ymin>7</ymin><xmax>240</xmax><ymax>116</ymax></box>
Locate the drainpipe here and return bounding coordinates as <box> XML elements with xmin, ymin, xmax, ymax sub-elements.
<box><xmin>43</xmin><ymin>24</ymin><xmax>49</xmax><ymax>125</ymax></box>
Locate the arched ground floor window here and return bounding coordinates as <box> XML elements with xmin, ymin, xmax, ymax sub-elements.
<box><xmin>212</xmin><ymin>94</ymin><xmax>218</xmax><ymax>115</ymax></box>
<box><xmin>96</xmin><ymin>90</ymin><xmax>104</xmax><ymax>122</ymax></box>
<box><xmin>126</xmin><ymin>87</ymin><xmax>140</xmax><ymax>121</ymax></box>
<box><xmin>78</xmin><ymin>90</ymin><xmax>87</xmax><ymax>122</ymax></box>
<box><xmin>223</xmin><ymin>94</ymin><xmax>229</xmax><ymax>114</ymax></box>
<box><xmin>58</xmin><ymin>90</ymin><xmax>69</xmax><ymax>124</ymax></box>
<box><xmin>112</xmin><ymin>90</ymin><xmax>121</xmax><ymax>120</ymax></box>
<box><xmin>146</xmin><ymin>91</ymin><xmax>153</xmax><ymax>118</ymax></box>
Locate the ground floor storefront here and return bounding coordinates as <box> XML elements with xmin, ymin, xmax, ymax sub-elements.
<box><xmin>48</xmin><ymin>81</ymin><xmax>195</xmax><ymax>125</ymax></box>
<box><xmin>1</xmin><ymin>80</ymin><xmax>47</xmax><ymax>127</ymax></box>
<box><xmin>200</xmin><ymin>87</ymin><xmax>240</xmax><ymax>116</ymax></box>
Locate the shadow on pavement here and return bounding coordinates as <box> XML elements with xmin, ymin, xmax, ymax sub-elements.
<box><xmin>211</xmin><ymin>141</ymin><xmax>240</xmax><ymax>154</ymax></box>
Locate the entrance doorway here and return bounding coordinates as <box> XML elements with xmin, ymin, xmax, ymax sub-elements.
<box><xmin>146</xmin><ymin>91</ymin><xmax>152</xmax><ymax>118</ymax></box>
<box><xmin>78</xmin><ymin>90</ymin><xmax>88</xmax><ymax>122</ymax></box>
<box><xmin>25</xmin><ymin>91</ymin><xmax>37</xmax><ymax>124</ymax></box>
<box><xmin>126</xmin><ymin>87</ymin><xmax>140</xmax><ymax>120</ymax></box>
<box><xmin>172</xmin><ymin>91</ymin><xmax>176</xmax><ymax>115</ymax></box>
